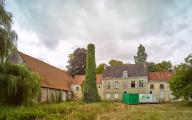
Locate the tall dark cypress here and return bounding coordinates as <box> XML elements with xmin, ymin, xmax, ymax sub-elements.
<box><xmin>83</xmin><ymin>44</ymin><xmax>100</xmax><ymax>103</ymax></box>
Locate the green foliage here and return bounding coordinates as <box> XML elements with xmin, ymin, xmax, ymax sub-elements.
<box><xmin>151</xmin><ymin>60</ymin><xmax>173</xmax><ymax>72</ymax></box>
<box><xmin>108</xmin><ymin>59</ymin><xmax>123</xmax><ymax>66</ymax></box>
<box><xmin>96</xmin><ymin>63</ymin><xmax>107</xmax><ymax>74</ymax></box>
<box><xmin>83</xmin><ymin>44</ymin><xmax>100</xmax><ymax>103</ymax></box>
<box><xmin>0</xmin><ymin>62</ymin><xmax>41</xmax><ymax>105</ymax></box>
<box><xmin>134</xmin><ymin>44</ymin><xmax>147</xmax><ymax>65</ymax></box>
<box><xmin>0</xmin><ymin>2</ymin><xmax>18</xmax><ymax>63</ymax></box>
<box><xmin>146</xmin><ymin>62</ymin><xmax>156</xmax><ymax>72</ymax></box>
<box><xmin>0</xmin><ymin>102</ymin><xmax>192</xmax><ymax>120</ymax></box>
<box><xmin>185</xmin><ymin>54</ymin><xmax>192</xmax><ymax>66</ymax></box>
<box><xmin>66</xmin><ymin>48</ymin><xmax>87</xmax><ymax>77</ymax></box>
<box><xmin>0</xmin><ymin>102</ymin><xmax>117</xmax><ymax>120</ymax></box>
<box><xmin>169</xmin><ymin>63</ymin><xmax>192</xmax><ymax>100</ymax></box>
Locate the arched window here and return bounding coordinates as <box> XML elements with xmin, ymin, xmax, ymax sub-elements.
<box><xmin>76</xmin><ymin>86</ymin><xmax>79</xmax><ymax>91</ymax></box>
<box><xmin>150</xmin><ymin>84</ymin><xmax>154</xmax><ymax>89</ymax></box>
<box><xmin>160</xmin><ymin>84</ymin><xmax>164</xmax><ymax>89</ymax></box>
<box><xmin>123</xmin><ymin>71</ymin><xmax>128</xmax><ymax>78</ymax></box>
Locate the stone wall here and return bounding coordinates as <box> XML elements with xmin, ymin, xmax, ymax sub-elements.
<box><xmin>102</xmin><ymin>76</ymin><xmax>148</xmax><ymax>100</ymax></box>
<box><xmin>71</xmin><ymin>84</ymin><xmax>103</xmax><ymax>99</ymax></box>
<box><xmin>148</xmin><ymin>81</ymin><xmax>171</xmax><ymax>102</ymax></box>
<box><xmin>41</xmin><ymin>87</ymin><xmax>68</xmax><ymax>102</ymax></box>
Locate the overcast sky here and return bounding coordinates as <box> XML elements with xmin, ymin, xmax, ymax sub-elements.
<box><xmin>6</xmin><ymin>0</ymin><xmax>192</xmax><ymax>69</ymax></box>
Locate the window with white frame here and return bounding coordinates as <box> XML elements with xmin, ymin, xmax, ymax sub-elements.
<box><xmin>124</xmin><ymin>81</ymin><xmax>128</xmax><ymax>88</ymax></box>
<box><xmin>139</xmin><ymin>80</ymin><xmax>144</xmax><ymax>88</ymax></box>
<box><xmin>131</xmin><ymin>81</ymin><xmax>135</xmax><ymax>88</ymax></box>
<box><xmin>114</xmin><ymin>92</ymin><xmax>119</xmax><ymax>99</ymax></box>
<box><xmin>123</xmin><ymin>71</ymin><xmax>128</xmax><ymax>78</ymax></box>
<box><xmin>106</xmin><ymin>93</ymin><xmax>110</xmax><ymax>99</ymax></box>
<box><xmin>114</xmin><ymin>81</ymin><xmax>119</xmax><ymax>88</ymax></box>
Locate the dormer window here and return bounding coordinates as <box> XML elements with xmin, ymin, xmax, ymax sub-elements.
<box><xmin>123</xmin><ymin>71</ymin><xmax>128</xmax><ymax>78</ymax></box>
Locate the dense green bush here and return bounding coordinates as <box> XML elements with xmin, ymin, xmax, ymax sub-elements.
<box><xmin>169</xmin><ymin>64</ymin><xmax>192</xmax><ymax>100</ymax></box>
<box><xmin>0</xmin><ymin>62</ymin><xmax>40</xmax><ymax>105</ymax></box>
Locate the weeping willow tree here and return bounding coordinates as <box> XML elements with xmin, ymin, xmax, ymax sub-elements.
<box><xmin>0</xmin><ymin>0</ymin><xmax>18</xmax><ymax>63</ymax></box>
<box><xmin>0</xmin><ymin>1</ymin><xmax>39</xmax><ymax>106</ymax></box>
<box><xmin>0</xmin><ymin>62</ymin><xmax>41</xmax><ymax>105</ymax></box>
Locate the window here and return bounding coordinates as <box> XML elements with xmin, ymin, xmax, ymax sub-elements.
<box><xmin>114</xmin><ymin>81</ymin><xmax>119</xmax><ymax>88</ymax></box>
<box><xmin>76</xmin><ymin>86</ymin><xmax>79</xmax><ymax>91</ymax></box>
<box><xmin>114</xmin><ymin>92</ymin><xmax>119</xmax><ymax>98</ymax></box>
<box><xmin>160</xmin><ymin>84</ymin><xmax>164</xmax><ymax>89</ymax></box>
<box><xmin>107</xmin><ymin>81</ymin><xmax>111</xmax><ymax>89</ymax></box>
<box><xmin>139</xmin><ymin>80</ymin><xmax>144</xmax><ymax>88</ymax></box>
<box><xmin>123</xmin><ymin>71</ymin><xmax>128</xmax><ymax>78</ymax></box>
<box><xmin>131</xmin><ymin>81</ymin><xmax>135</xmax><ymax>88</ymax></box>
<box><xmin>150</xmin><ymin>84</ymin><xmax>154</xmax><ymax>89</ymax></box>
<box><xmin>150</xmin><ymin>91</ymin><xmax>153</xmax><ymax>94</ymax></box>
<box><xmin>124</xmin><ymin>81</ymin><xmax>128</xmax><ymax>88</ymax></box>
<box><xmin>98</xmin><ymin>86</ymin><xmax>101</xmax><ymax>88</ymax></box>
<box><xmin>106</xmin><ymin>94</ymin><xmax>110</xmax><ymax>99</ymax></box>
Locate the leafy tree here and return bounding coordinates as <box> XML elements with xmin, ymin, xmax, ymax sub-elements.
<box><xmin>83</xmin><ymin>44</ymin><xmax>100</xmax><ymax>103</ymax></box>
<box><xmin>0</xmin><ymin>62</ymin><xmax>41</xmax><ymax>105</ymax></box>
<box><xmin>96</xmin><ymin>63</ymin><xmax>107</xmax><ymax>74</ymax></box>
<box><xmin>152</xmin><ymin>60</ymin><xmax>172</xmax><ymax>72</ymax></box>
<box><xmin>66</xmin><ymin>48</ymin><xmax>86</xmax><ymax>77</ymax></box>
<box><xmin>0</xmin><ymin>2</ymin><xmax>40</xmax><ymax>106</ymax></box>
<box><xmin>146</xmin><ymin>62</ymin><xmax>156</xmax><ymax>72</ymax></box>
<box><xmin>169</xmin><ymin>63</ymin><xmax>192</xmax><ymax>100</ymax></box>
<box><xmin>185</xmin><ymin>54</ymin><xmax>192</xmax><ymax>66</ymax></box>
<box><xmin>0</xmin><ymin>1</ymin><xmax>17</xmax><ymax>63</ymax></box>
<box><xmin>108</xmin><ymin>59</ymin><xmax>123</xmax><ymax>66</ymax></box>
<box><xmin>134</xmin><ymin>44</ymin><xmax>147</xmax><ymax>65</ymax></box>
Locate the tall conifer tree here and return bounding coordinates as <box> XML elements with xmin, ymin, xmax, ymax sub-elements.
<box><xmin>134</xmin><ymin>44</ymin><xmax>147</xmax><ymax>65</ymax></box>
<box><xmin>83</xmin><ymin>44</ymin><xmax>100</xmax><ymax>103</ymax></box>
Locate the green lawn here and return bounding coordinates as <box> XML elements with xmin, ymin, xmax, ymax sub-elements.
<box><xmin>0</xmin><ymin>101</ymin><xmax>192</xmax><ymax>120</ymax></box>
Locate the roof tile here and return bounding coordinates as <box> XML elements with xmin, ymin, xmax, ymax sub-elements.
<box><xmin>148</xmin><ymin>72</ymin><xmax>173</xmax><ymax>81</ymax></box>
<box><xmin>19</xmin><ymin>52</ymin><xmax>72</xmax><ymax>91</ymax></box>
<box><xmin>73</xmin><ymin>74</ymin><xmax>103</xmax><ymax>85</ymax></box>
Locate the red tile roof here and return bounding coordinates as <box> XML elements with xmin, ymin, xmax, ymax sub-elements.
<box><xmin>19</xmin><ymin>52</ymin><xmax>72</xmax><ymax>91</ymax></box>
<box><xmin>73</xmin><ymin>74</ymin><xmax>103</xmax><ymax>85</ymax></box>
<box><xmin>148</xmin><ymin>72</ymin><xmax>174</xmax><ymax>81</ymax></box>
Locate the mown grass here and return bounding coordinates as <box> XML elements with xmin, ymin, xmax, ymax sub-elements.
<box><xmin>0</xmin><ymin>101</ymin><xmax>192</xmax><ymax>120</ymax></box>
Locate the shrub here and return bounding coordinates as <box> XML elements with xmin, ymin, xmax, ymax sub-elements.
<box><xmin>0</xmin><ymin>62</ymin><xmax>40</xmax><ymax>105</ymax></box>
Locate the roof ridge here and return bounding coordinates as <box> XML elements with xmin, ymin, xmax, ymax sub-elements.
<box><xmin>106</xmin><ymin>64</ymin><xmax>143</xmax><ymax>68</ymax></box>
<box><xmin>19</xmin><ymin>51</ymin><xmax>67</xmax><ymax>73</ymax></box>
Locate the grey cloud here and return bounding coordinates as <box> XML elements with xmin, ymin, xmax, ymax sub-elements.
<box><xmin>6</xmin><ymin>0</ymin><xmax>192</xmax><ymax>66</ymax></box>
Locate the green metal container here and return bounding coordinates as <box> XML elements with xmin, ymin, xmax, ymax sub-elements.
<box><xmin>122</xmin><ymin>92</ymin><xmax>139</xmax><ymax>105</ymax></box>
